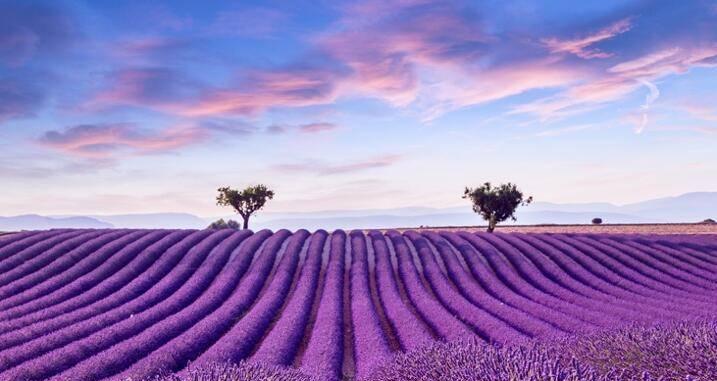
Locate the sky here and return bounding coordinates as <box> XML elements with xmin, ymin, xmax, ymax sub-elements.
<box><xmin>1</xmin><ymin>0</ymin><xmax>716</xmax><ymax>217</ymax></box>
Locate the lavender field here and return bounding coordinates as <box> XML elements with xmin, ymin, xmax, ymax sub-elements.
<box><xmin>0</xmin><ymin>229</ymin><xmax>716</xmax><ymax>381</ymax></box>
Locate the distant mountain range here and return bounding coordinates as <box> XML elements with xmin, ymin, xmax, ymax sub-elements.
<box><xmin>2</xmin><ymin>192</ymin><xmax>716</xmax><ymax>231</ymax></box>
<box><xmin>0</xmin><ymin>215</ymin><xmax>113</xmax><ymax>231</ymax></box>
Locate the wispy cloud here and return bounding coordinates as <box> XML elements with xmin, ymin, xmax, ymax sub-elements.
<box><xmin>85</xmin><ymin>67</ymin><xmax>203</xmax><ymax>111</ymax></box>
<box><xmin>38</xmin><ymin>123</ymin><xmax>208</xmax><ymax>159</ymax></box>
<box><xmin>678</xmin><ymin>102</ymin><xmax>717</xmax><ymax>121</ymax></box>
<box><xmin>542</xmin><ymin>18</ymin><xmax>632</xmax><ymax>59</ymax></box>
<box><xmin>651</xmin><ymin>124</ymin><xmax>717</xmax><ymax>136</ymax></box>
<box><xmin>264</xmin><ymin>122</ymin><xmax>339</xmax><ymax>135</ymax></box>
<box><xmin>77</xmin><ymin>1</ymin><xmax>717</xmax><ymax>126</ymax></box>
<box><xmin>512</xmin><ymin>46</ymin><xmax>717</xmax><ymax>122</ymax></box>
<box><xmin>535</xmin><ymin>124</ymin><xmax>599</xmax><ymax>137</ymax></box>
<box><xmin>177</xmin><ymin>66</ymin><xmax>345</xmax><ymax>117</ymax></box>
<box><xmin>298</xmin><ymin>122</ymin><xmax>338</xmax><ymax>134</ymax></box>
<box><xmin>635</xmin><ymin>79</ymin><xmax>659</xmax><ymax>134</ymax></box>
<box><xmin>273</xmin><ymin>154</ymin><xmax>401</xmax><ymax>175</ymax></box>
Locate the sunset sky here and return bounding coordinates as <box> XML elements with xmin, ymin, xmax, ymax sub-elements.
<box><xmin>1</xmin><ymin>0</ymin><xmax>716</xmax><ymax>217</ymax></box>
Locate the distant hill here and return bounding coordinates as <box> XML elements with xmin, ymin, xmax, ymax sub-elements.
<box><xmin>251</xmin><ymin>192</ymin><xmax>715</xmax><ymax>230</ymax></box>
<box><xmin>621</xmin><ymin>192</ymin><xmax>717</xmax><ymax>222</ymax></box>
<box><xmin>1</xmin><ymin>192</ymin><xmax>715</xmax><ymax>231</ymax></box>
<box><xmin>89</xmin><ymin>213</ymin><xmax>208</xmax><ymax>229</ymax></box>
<box><xmin>0</xmin><ymin>215</ymin><xmax>112</xmax><ymax>231</ymax></box>
<box><xmin>252</xmin><ymin>210</ymin><xmax>653</xmax><ymax>231</ymax></box>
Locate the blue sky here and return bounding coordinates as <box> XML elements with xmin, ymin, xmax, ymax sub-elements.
<box><xmin>1</xmin><ymin>0</ymin><xmax>716</xmax><ymax>217</ymax></box>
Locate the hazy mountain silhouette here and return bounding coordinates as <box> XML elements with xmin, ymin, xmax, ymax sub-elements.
<box><xmin>0</xmin><ymin>215</ymin><xmax>112</xmax><ymax>230</ymax></box>
<box><xmin>1</xmin><ymin>192</ymin><xmax>715</xmax><ymax>231</ymax></box>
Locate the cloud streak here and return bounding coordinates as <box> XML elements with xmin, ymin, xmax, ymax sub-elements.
<box><xmin>273</xmin><ymin>154</ymin><xmax>401</xmax><ymax>175</ymax></box>
<box><xmin>76</xmin><ymin>1</ymin><xmax>717</xmax><ymax>126</ymax></box>
<box><xmin>635</xmin><ymin>79</ymin><xmax>659</xmax><ymax>134</ymax></box>
<box><xmin>38</xmin><ymin>123</ymin><xmax>208</xmax><ymax>159</ymax></box>
<box><xmin>512</xmin><ymin>45</ymin><xmax>717</xmax><ymax>122</ymax></box>
<box><xmin>542</xmin><ymin>18</ymin><xmax>632</xmax><ymax>59</ymax></box>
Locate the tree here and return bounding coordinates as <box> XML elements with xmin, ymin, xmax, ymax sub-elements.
<box><xmin>463</xmin><ymin>182</ymin><xmax>532</xmax><ymax>233</ymax></box>
<box><xmin>207</xmin><ymin>219</ymin><xmax>241</xmax><ymax>230</ymax></box>
<box><xmin>216</xmin><ymin>185</ymin><xmax>275</xmax><ymax>229</ymax></box>
<box><xmin>592</xmin><ymin>218</ymin><xmax>603</xmax><ymax>225</ymax></box>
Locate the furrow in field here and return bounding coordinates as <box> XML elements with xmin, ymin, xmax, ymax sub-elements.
<box><xmin>483</xmin><ymin>233</ymin><xmax>650</xmax><ymax>324</ymax></box>
<box><xmin>300</xmin><ymin>231</ymin><xmax>346</xmax><ymax>381</ymax></box>
<box><xmin>250</xmin><ymin>230</ymin><xmax>329</xmax><ymax>366</ymax></box>
<box><xmin>367</xmin><ymin>231</ymin><xmax>434</xmax><ymax>352</ymax></box>
<box><xmin>110</xmin><ymin>230</ymin><xmax>274</xmax><ymax>380</ymax></box>
<box><xmin>552</xmin><ymin>234</ymin><xmax>717</xmax><ymax>315</ymax></box>
<box><xmin>385</xmin><ymin>231</ymin><xmax>473</xmax><ymax>341</ymax></box>
<box><xmin>417</xmin><ymin>231</ymin><xmax>560</xmax><ymax>338</ymax></box>
<box><xmin>0</xmin><ymin>230</ymin><xmax>170</xmax><ymax>322</ymax></box>
<box><xmin>573</xmin><ymin>235</ymin><xmax>716</xmax><ymax>303</ymax></box>
<box><xmin>187</xmin><ymin>230</ymin><xmax>308</xmax><ymax>368</ymax></box>
<box><xmin>498</xmin><ymin>234</ymin><xmax>669</xmax><ymax>323</ymax></box>
<box><xmin>406</xmin><ymin>232</ymin><xmax>527</xmax><ymax>343</ymax></box>
<box><xmin>0</xmin><ymin>229</ymin><xmax>713</xmax><ymax>381</ymax></box>
<box><xmin>0</xmin><ymin>231</ymin><xmax>66</xmax><ymax>265</ymax></box>
<box><xmin>0</xmin><ymin>230</ymin><xmax>95</xmax><ymax>282</ymax></box>
<box><xmin>348</xmin><ymin>230</ymin><xmax>392</xmax><ymax>379</ymax></box>
<box><xmin>460</xmin><ymin>232</ymin><xmax>616</xmax><ymax>329</ymax></box>
<box><xmin>0</xmin><ymin>230</ymin><xmax>150</xmax><ymax>313</ymax></box>
<box><xmin>0</xmin><ymin>230</ymin><xmax>221</xmax><ymax>380</ymax></box>
<box><xmin>0</xmin><ymin>230</ymin><xmax>193</xmax><ymax>338</ymax></box>
<box><xmin>528</xmin><ymin>234</ymin><xmax>699</xmax><ymax>320</ymax></box>
<box><xmin>616</xmin><ymin>237</ymin><xmax>717</xmax><ymax>283</ymax></box>
<box><xmin>439</xmin><ymin>232</ymin><xmax>590</xmax><ymax>333</ymax></box>
<box><xmin>51</xmin><ymin>230</ymin><xmax>256</xmax><ymax>381</ymax></box>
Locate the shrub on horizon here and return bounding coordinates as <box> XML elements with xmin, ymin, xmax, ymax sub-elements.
<box><xmin>207</xmin><ymin>219</ymin><xmax>241</xmax><ymax>230</ymax></box>
<box><xmin>592</xmin><ymin>217</ymin><xmax>603</xmax><ymax>225</ymax></box>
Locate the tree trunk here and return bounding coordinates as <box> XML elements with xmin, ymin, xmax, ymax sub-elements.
<box><xmin>487</xmin><ymin>217</ymin><xmax>496</xmax><ymax>233</ymax></box>
<box><xmin>242</xmin><ymin>215</ymin><xmax>250</xmax><ymax>230</ymax></box>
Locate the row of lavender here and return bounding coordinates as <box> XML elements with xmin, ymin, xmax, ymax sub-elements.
<box><xmin>0</xmin><ymin>229</ymin><xmax>715</xmax><ymax>380</ymax></box>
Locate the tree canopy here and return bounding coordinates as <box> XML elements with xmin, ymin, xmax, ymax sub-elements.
<box><xmin>463</xmin><ymin>182</ymin><xmax>532</xmax><ymax>232</ymax></box>
<box><xmin>216</xmin><ymin>184</ymin><xmax>275</xmax><ymax>229</ymax></box>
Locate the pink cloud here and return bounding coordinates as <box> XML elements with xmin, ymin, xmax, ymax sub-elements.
<box><xmin>419</xmin><ymin>60</ymin><xmax>585</xmax><ymax>120</ymax></box>
<box><xmin>176</xmin><ymin>67</ymin><xmax>342</xmax><ymax>117</ymax></box>
<box><xmin>79</xmin><ymin>1</ymin><xmax>717</xmax><ymax>125</ymax></box>
<box><xmin>678</xmin><ymin>102</ymin><xmax>717</xmax><ymax>121</ymax></box>
<box><xmin>542</xmin><ymin>18</ymin><xmax>633</xmax><ymax>59</ymax></box>
<box><xmin>317</xmin><ymin>1</ymin><xmax>622</xmax><ymax>120</ymax></box>
<box><xmin>299</xmin><ymin>122</ymin><xmax>338</xmax><ymax>134</ymax></box>
<box><xmin>608</xmin><ymin>46</ymin><xmax>717</xmax><ymax>77</ymax></box>
<box><xmin>38</xmin><ymin>123</ymin><xmax>208</xmax><ymax>158</ymax></box>
<box><xmin>512</xmin><ymin>46</ymin><xmax>717</xmax><ymax>121</ymax></box>
<box><xmin>273</xmin><ymin>154</ymin><xmax>401</xmax><ymax>175</ymax></box>
<box><xmin>86</xmin><ymin>68</ymin><xmax>202</xmax><ymax>111</ymax></box>
<box><xmin>77</xmin><ymin>2</ymin><xmax>615</xmax><ymax>121</ymax></box>
<box><xmin>651</xmin><ymin>124</ymin><xmax>717</xmax><ymax>135</ymax></box>
<box><xmin>319</xmin><ymin>1</ymin><xmax>489</xmax><ymax>107</ymax></box>
<box><xmin>111</xmin><ymin>37</ymin><xmax>192</xmax><ymax>59</ymax></box>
